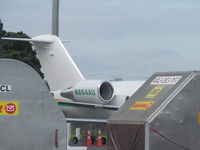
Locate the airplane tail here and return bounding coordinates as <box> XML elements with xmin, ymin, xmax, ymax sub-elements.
<box><xmin>32</xmin><ymin>35</ymin><xmax>84</xmax><ymax>90</ymax></box>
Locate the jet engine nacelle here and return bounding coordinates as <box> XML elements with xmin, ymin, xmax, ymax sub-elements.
<box><xmin>72</xmin><ymin>80</ymin><xmax>114</xmax><ymax>104</ymax></box>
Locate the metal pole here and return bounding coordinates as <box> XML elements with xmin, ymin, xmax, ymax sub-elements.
<box><xmin>66</xmin><ymin>118</ymin><xmax>107</xmax><ymax>123</ymax></box>
<box><xmin>0</xmin><ymin>19</ymin><xmax>3</xmax><ymax>57</ymax></box>
<box><xmin>52</xmin><ymin>0</ymin><xmax>59</xmax><ymax>36</ymax></box>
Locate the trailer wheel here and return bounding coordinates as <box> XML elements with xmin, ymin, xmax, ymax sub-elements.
<box><xmin>73</xmin><ymin>137</ymin><xmax>78</xmax><ymax>144</ymax></box>
<box><xmin>102</xmin><ymin>137</ymin><xmax>106</xmax><ymax>145</ymax></box>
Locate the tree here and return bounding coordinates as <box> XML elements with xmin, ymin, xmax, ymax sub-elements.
<box><xmin>2</xmin><ymin>31</ymin><xmax>44</xmax><ymax>78</ymax></box>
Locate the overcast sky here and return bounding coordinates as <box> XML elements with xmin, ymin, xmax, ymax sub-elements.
<box><xmin>1</xmin><ymin>0</ymin><xmax>200</xmax><ymax>80</ymax></box>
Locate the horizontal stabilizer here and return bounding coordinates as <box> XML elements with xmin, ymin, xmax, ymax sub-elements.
<box><xmin>2</xmin><ymin>37</ymin><xmax>53</xmax><ymax>43</ymax></box>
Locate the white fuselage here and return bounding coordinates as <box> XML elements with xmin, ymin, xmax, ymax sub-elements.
<box><xmin>54</xmin><ymin>81</ymin><xmax>145</xmax><ymax>119</ymax></box>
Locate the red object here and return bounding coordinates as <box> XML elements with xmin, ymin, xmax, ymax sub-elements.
<box><xmin>5</xmin><ymin>103</ymin><xmax>16</xmax><ymax>114</ymax></box>
<box><xmin>96</xmin><ymin>128</ymin><xmax>103</xmax><ymax>147</ymax></box>
<box><xmin>54</xmin><ymin>129</ymin><xmax>59</xmax><ymax>148</ymax></box>
<box><xmin>85</xmin><ymin>128</ymin><xmax>92</xmax><ymax>146</ymax></box>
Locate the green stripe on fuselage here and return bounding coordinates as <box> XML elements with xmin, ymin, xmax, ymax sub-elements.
<box><xmin>58</xmin><ymin>102</ymin><xmax>80</xmax><ymax>107</ymax></box>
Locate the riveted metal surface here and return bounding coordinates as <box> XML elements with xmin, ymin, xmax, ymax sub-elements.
<box><xmin>0</xmin><ymin>59</ymin><xmax>66</xmax><ymax>150</ymax></box>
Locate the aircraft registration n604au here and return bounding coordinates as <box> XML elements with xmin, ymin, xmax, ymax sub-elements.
<box><xmin>2</xmin><ymin>35</ymin><xmax>145</xmax><ymax>119</ymax></box>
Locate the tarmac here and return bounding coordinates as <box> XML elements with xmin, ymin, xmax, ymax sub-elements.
<box><xmin>69</xmin><ymin>141</ymin><xmax>107</xmax><ymax>150</ymax></box>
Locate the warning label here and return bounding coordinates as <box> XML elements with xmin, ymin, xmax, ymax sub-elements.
<box><xmin>151</xmin><ymin>76</ymin><xmax>182</xmax><ymax>85</ymax></box>
<box><xmin>0</xmin><ymin>101</ymin><xmax>18</xmax><ymax>115</ymax></box>
<box><xmin>130</xmin><ymin>101</ymin><xmax>155</xmax><ymax>110</ymax></box>
<box><xmin>145</xmin><ymin>85</ymin><xmax>165</xmax><ymax>99</ymax></box>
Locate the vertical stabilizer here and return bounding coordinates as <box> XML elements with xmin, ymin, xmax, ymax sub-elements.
<box><xmin>33</xmin><ymin>35</ymin><xmax>84</xmax><ymax>90</ymax></box>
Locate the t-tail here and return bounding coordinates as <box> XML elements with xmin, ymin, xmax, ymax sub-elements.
<box><xmin>32</xmin><ymin>35</ymin><xmax>84</xmax><ymax>90</ymax></box>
